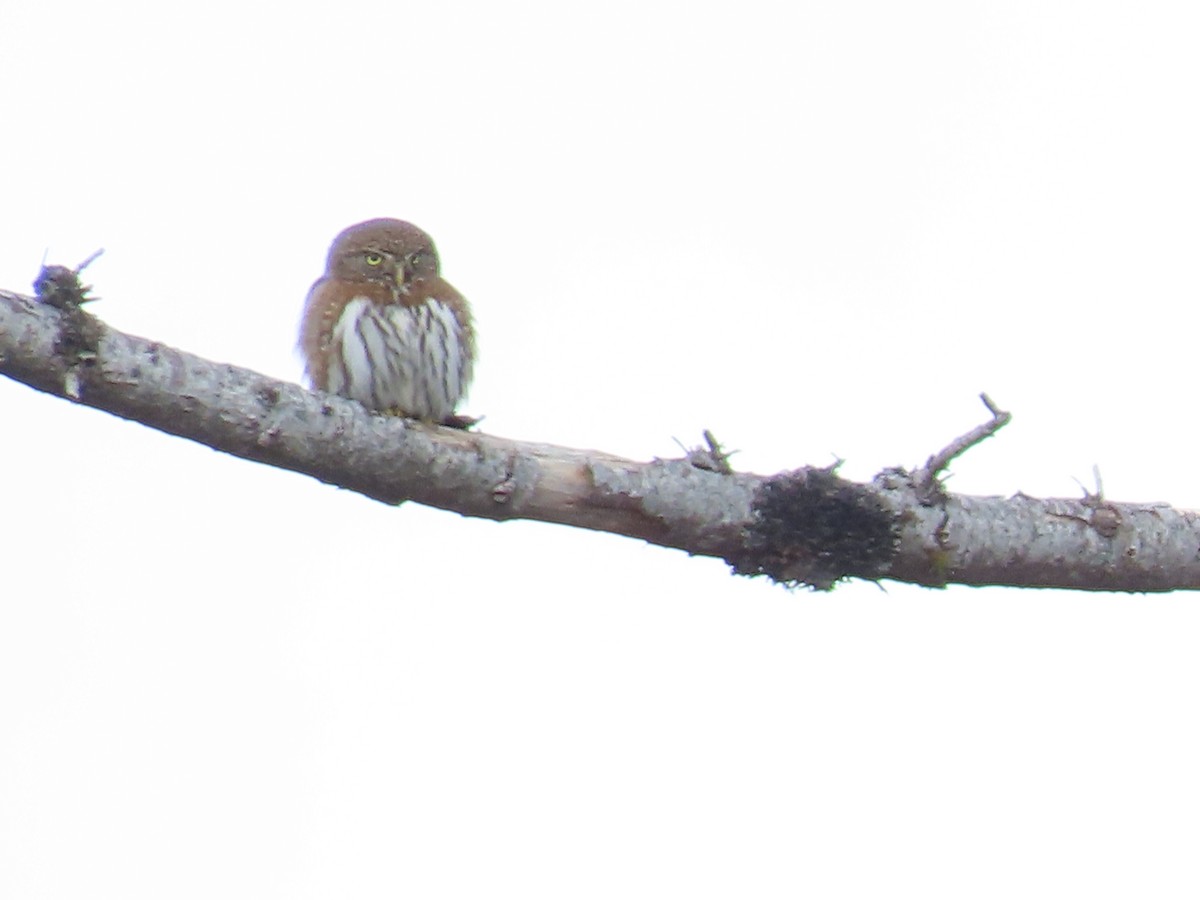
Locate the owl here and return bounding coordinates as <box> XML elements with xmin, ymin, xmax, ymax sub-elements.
<box><xmin>299</xmin><ymin>218</ymin><xmax>475</xmax><ymax>424</ymax></box>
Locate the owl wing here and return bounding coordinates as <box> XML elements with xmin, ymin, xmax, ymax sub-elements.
<box><xmin>298</xmin><ymin>277</ymin><xmax>346</xmax><ymax>391</ymax></box>
<box><xmin>299</xmin><ymin>277</ymin><xmax>396</xmax><ymax>391</ymax></box>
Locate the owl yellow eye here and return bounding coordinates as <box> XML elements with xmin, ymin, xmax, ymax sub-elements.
<box><xmin>365</xmin><ymin>252</ymin><xmax>384</xmax><ymax>266</ymax></box>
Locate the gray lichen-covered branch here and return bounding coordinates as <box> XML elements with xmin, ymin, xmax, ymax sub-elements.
<box><xmin>3</xmin><ymin>280</ymin><xmax>1200</xmax><ymax>592</ymax></box>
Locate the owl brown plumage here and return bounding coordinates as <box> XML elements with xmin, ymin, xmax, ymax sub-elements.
<box><xmin>299</xmin><ymin>218</ymin><xmax>475</xmax><ymax>424</ymax></box>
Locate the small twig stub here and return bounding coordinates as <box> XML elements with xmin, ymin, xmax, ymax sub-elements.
<box><xmin>914</xmin><ymin>393</ymin><xmax>1012</xmax><ymax>500</ymax></box>
<box><xmin>33</xmin><ymin>249</ymin><xmax>104</xmax><ymax>310</ymax></box>
<box><xmin>682</xmin><ymin>429</ymin><xmax>735</xmax><ymax>474</ymax></box>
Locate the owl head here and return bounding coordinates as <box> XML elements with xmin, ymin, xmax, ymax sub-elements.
<box><xmin>325</xmin><ymin>218</ymin><xmax>441</xmax><ymax>289</ymax></box>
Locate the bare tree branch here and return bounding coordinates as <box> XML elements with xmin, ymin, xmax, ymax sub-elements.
<box><xmin>4</xmin><ymin>282</ymin><xmax>1199</xmax><ymax>592</ymax></box>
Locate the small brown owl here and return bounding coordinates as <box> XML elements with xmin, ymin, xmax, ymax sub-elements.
<box><xmin>299</xmin><ymin>218</ymin><xmax>475</xmax><ymax>424</ymax></box>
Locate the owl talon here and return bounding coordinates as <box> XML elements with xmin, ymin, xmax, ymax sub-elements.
<box><xmin>439</xmin><ymin>413</ymin><xmax>481</xmax><ymax>430</ymax></box>
<box><xmin>376</xmin><ymin>407</ymin><xmax>479</xmax><ymax>430</ymax></box>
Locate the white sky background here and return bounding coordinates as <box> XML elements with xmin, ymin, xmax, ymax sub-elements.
<box><xmin>2</xmin><ymin>1</ymin><xmax>1200</xmax><ymax>896</ymax></box>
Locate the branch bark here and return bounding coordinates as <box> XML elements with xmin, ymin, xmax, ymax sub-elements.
<box><xmin>4</xmin><ymin>282</ymin><xmax>1199</xmax><ymax>592</ymax></box>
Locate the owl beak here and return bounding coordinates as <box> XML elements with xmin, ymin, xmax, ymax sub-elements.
<box><xmin>396</xmin><ymin>260</ymin><xmax>415</xmax><ymax>296</ymax></box>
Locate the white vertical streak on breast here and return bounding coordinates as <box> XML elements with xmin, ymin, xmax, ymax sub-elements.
<box><xmin>328</xmin><ymin>297</ymin><xmax>373</xmax><ymax>400</ymax></box>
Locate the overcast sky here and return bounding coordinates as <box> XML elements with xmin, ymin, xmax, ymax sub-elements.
<box><xmin>4</xmin><ymin>1</ymin><xmax>1200</xmax><ymax>897</ymax></box>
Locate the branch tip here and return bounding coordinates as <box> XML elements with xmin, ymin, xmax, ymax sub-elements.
<box><xmin>76</xmin><ymin>248</ymin><xmax>105</xmax><ymax>273</ymax></box>
<box><xmin>979</xmin><ymin>392</ymin><xmax>1004</xmax><ymax>418</ymax></box>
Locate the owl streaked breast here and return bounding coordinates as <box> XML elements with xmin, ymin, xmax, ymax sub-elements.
<box><xmin>324</xmin><ymin>295</ymin><xmax>473</xmax><ymax>423</ymax></box>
